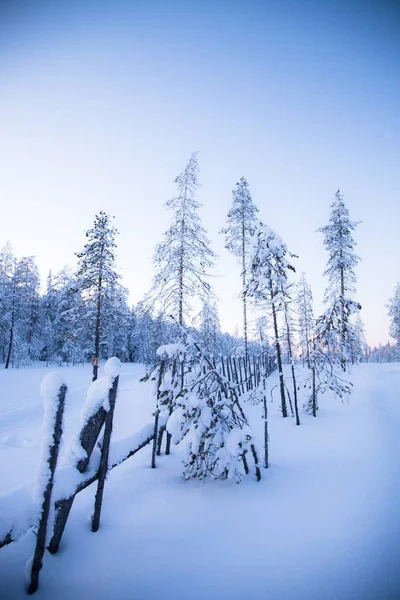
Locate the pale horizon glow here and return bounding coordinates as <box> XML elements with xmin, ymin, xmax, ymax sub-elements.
<box><xmin>0</xmin><ymin>0</ymin><xmax>399</xmax><ymax>348</ymax></box>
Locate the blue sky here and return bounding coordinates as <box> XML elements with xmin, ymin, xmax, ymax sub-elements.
<box><xmin>0</xmin><ymin>0</ymin><xmax>399</xmax><ymax>345</ymax></box>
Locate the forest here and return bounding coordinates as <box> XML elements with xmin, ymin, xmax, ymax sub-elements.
<box><xmin>1</xmin><ymin>153</ymin><xmax>398</xmax><ymax>375</ymax></box>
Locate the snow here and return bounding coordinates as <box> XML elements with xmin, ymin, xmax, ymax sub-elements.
<box><xmin>34</xmin><ymin>372</ymin><xmax>67</xmax><ymax>507</ymax></box>
<box><xmin>156</xmin><ymin>342</ymin><xmax>186</xmax><ymax>357</ymax></box>
<box><xmin>1</xmin><ymin>362</ymin><xmax>400</xmax><ymax>599</ymax></box>
<box><xmin>104</xmin><ymin>356</ymin><xmax>121</xmax><ymax>379</ymax></box>
<box><xmin>82</xmin><ymin>376</ymin><xmax>113</xmax><ymax>422</ymax></box>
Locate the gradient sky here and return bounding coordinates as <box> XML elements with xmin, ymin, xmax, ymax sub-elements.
<box><xmin>0</xmin><ymin>0</ymin><xmax>399</xmax><ymax>346</ymax></box>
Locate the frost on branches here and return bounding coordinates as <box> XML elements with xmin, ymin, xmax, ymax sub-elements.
<box><xmin>318</xmin><ymin>190</ymin><xmax>361</xmax><ymax>371</ymax></box>
<box><xmin>149</xmin><ymin>153</ymin><xmax>215</xmax><ymax>327</ymax></box>
<box><xmin>304</xmin><ymin>297</ymin><xmax>361</xmax><ymax>416</ymax></box>
<box><xmin>148</xmin><ymin>333</ymin><xmax>261</xmax><ymax>483</ymax></box>
<box><xmin>247</xmin><ymin>222</ymin><xmax>296</xmax><ymax>418</ymax></box>
<box><xmin>220</xmin><ymin>177</ymin><xmax>259</xmax><ymax>358</ymax></box>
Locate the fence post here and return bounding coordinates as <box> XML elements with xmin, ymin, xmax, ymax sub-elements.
<box><xmin>151</xmin><ymin>361</ymin><xmax>165</xmax><ymax>469</ymax></box>
<box><xmin>91</xmin><ymin>375</ymin><xmax>119</xmax><ymax>532</ymax></box>
<box><xmin>48</xmin><ymin>404</ymin><xmax>107</xmax><ymax>554</ymax></box>
<box><xmin>27</xmin><ymin>382</ymin><xmax>67</xmax><ymax>595</ymax></box>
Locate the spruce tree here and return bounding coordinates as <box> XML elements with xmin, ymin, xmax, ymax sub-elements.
<box><xmin>247</xmin><ymin>222</ymin><xmax>296</xmax><ymax>418</ymax></box>
<box><xmin>0</xmin><ymin>242</ymin><xmax>15</xmax><ymax>365</ymax></box>
<box><xmin>221</xmin><ymin>177</ymin><xmax>259</xmax><ymax>360</ymax></box>
<box><xmin>296</xmin><ymin>273</ymin><xmax>314</xmax><ymax>368</ymax></box>
<box><xmin>387</xmin><ymin>282</ymin><xmax>400</xmax><ymax>358</ymax></box>
<box><xmin>318</xmin><ymin>190</ymin><xmax>360</xmax><ymax>370</ymax></box>
<box><xmin>198</xmin><ymin>297</ymin><xmax>221</xmax><ymax>356</ymax></box>
<box><xmin>75</xmin><ymin>211</ymin><xmax>120</xmax><ymax>380</ymax></box>
<box><xmin>4</xmin><ymin>256</ymin><xmax>40</xmax><ymax>368</ymax></box>
<box><xmin>150</xmin><ymin>153</ymin><xmax>215</xmax><ymax>326</ymax></box>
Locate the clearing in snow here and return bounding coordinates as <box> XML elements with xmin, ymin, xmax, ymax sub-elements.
<box><xmin>0</xmin><ymin>362</ymin><xmax>399</xmax><ymax>600</ymax></box>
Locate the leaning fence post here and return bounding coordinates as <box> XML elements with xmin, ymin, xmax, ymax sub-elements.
<box><xmin>91</xmin><ymin>374</ymin><xmax>119</xmax><ymax>532</ymax></box>
<box><xmin>48</xmin><ymin>404</ymin><xmax>107</xmax><ymax>554</ymax></box>
<box><xmin>26</xmin><ymin>376</ymin><xmax>67</xmax><ymax>595</ymax></box>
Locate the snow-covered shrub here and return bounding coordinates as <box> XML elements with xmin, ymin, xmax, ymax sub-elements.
<box><xmin>148</xmin><ymin>332</ymin><xmax>261</xmax><ymax>483</ymax></box>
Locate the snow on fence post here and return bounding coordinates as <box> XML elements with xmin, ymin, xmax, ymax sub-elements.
<box><xmin>48</xmin><ymin>398</ymin><xmax>107</xmax><ymax>554</ymax></box>
<box><xmin>91</xmin><ymin>371</ymin><xmax>119</xmax><ymax>532</ymax></box>
<box><xmin>26</xmin><ymin>374</ymin><xmax>67</xmax><ymax>595</ymax></box>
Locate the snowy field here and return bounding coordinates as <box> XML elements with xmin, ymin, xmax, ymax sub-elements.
<box><xmin>0</xmin><ymin>362</ymin><xmax>399</xmax><ymax>600</ymax></box>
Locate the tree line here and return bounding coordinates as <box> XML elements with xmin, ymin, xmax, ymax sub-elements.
<box><xmin>2</xmin><ymin>152</ymin><xmax>396</xmax><ymax>375</ymax></box>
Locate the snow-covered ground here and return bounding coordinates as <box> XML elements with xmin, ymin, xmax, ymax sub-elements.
<box><xmin>0</xmin><ymin>362</ymin><xmax>399</xmax><ymax>599</ymax></box>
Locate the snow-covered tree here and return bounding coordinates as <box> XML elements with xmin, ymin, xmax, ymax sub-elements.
<box><xmin>369</xmin><ymin>342</ymin><xmax>397</xmax><ymax>363</ymax></box>
<box><xmin>280</xmin><ymin>285</ymin><xmax>300</xmax><ymax>425</ymax></box>
<box><xmin>247</xmin><ymin>222</ymin><xmax>296</xmax><ymax>417</ymax></box>
<box><xmin>387</xmin><ymin>282</ymin><xmax>400</xmax><ymax>357</ymax></box>
<box><xmin>347</xmin><ymin>315</ymin><xmax>369</xmax><ymax>364</ymax></box>
<box><xmin>3</xmin><ymin>256</ymin><xmax>41</xmax><ymax>367</ymax></box>
<box><xmin>197</xmin><ymin>297</ymin><xmax>221</xmax><ymax>356</ymax></box>
<box><xmin>318</xmin><ymin>190</ymin><xmax>361</xmax><ymax>370</ymax></box>
<box><xmin>0</xmin><ymin>242</ymin><xmax>15</xmax><ymax>365</ymax></box>
<box><xmin>296</xmin><ymin>273</ymin><xmax>314</xmax><ymax>368</ymax></box>
<box><xmin>305</xmin><ymin>297</ymin><xmax>361</xmax><ymax>416</ymax></box>
<box><xmin>150</xmin><ymin>153</ymin><xmax>215</xmax><ymax>326</ymax></box>
<box><xmin>152</xmin><ymin>334</ymin><xmax>261</xmax><ymax>483</ymax></box>
<box><xmin>75</xmin><ymin>211</ymin><xmax>120</xmax><ymax>380</ymax></box>
<box><xmin>221</xmin><ymin>177</ymin><xmax>259</xmax><ymax>360</ymax></box>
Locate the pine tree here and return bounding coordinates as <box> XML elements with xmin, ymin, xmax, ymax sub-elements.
<box><xmin>4</xmin><ymin>256</ymin><xmax>41</xmax><ymax>368</ymax></box>
<box><xmin>347</xmin><ymin>315</ymin><xmax>369</xmax><ymax>364</ymax></box>
<box><xmin>387</xmin><ymin>282</ymin><xmax>400</xmax><ymax>358</ymax></box>
<box><xmin>296</xmin><ymin>273</ymin><xmax>314</xmax><ymax>368</ymax></box>
<box><xmin>197</xmin><ymin>297</ymin><xmax>221</xmax><ymax>356</ymax></box>
<box><xmin>221</xmin><ymin>177</ymin><xmax>259</xmax><ymax>361</ymax></box>
<box><xmin>0</xmin><ymin>243</ymin><xmax>15</xmax><ymax>364</ymax></box>
<box><xmin>306</xmin><ymin>297</ymin><xmax>361</xmax><ymax>416</ymax></box>
<box><xmin>247</xmin><ymin>222</ymin><xmax>296</xmax><ymax>418</ymax></box>
<box><xmin>318</xmin><ymin>190</ymin><xmax>361</xmax><ymax>370</ymax></box>
<box><xmin>150</xmin><ymin>153</ymin><xmax>215</xmax><ymax>326</ymax></box>
<box><xmin>280</xmin><ymin>284</ymin><xmax>300</xmax><ymax>425</ymax></box>
<box><xmin>75</xmin><ymin>211</ymin><xmax>120</xmax><ymax>380</ymax></box>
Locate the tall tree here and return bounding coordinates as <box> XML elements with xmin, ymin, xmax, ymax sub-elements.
<box><xmin>0</xmin><ymin>243</ymin><xmax>16</xmax><ymax>367</ymax></box>
<box><xmin>296</xmin><ymin>273</ymin><xmax>314</xmax><ymax>368</ymax></box>
<box><xmin>197</xmin><ymin>297</ymin><xmax>221</xmax><ymax>356</ymax></box>
<box><xmin>4</xmin><ymin>256</ymin><xmax>40</xmax><ymax>368</ymax></box>
<box><xmin>221</xmin><ymin>177</ymin><xmax>259</xmax><ymax>361</ymax></box>
<box><xmin>247</xmin><ymin>222</ymin><xmax>296</xmax><ymax>418</ymax></box>
<box><xmin>76</xmin><ymin>211</ymin><xmax>120</xmax><ymax>380</ymax></box>
<box><xmin>306</xmin><ymin>297</ymin><xmax>361</xmax><ymax>417</ymax></box>
<box><xmin>280</xmin><ymin>284</ymin><xmax>300</xmax><ymax>425</ymax></box>
<box><xmin>387</xmin><ymin>282</ymin><xmax>400</xmax><ymax>358</ymax></box>
<box><xmin>150</xmin><ymin>153</ymin><xmax>215</xmax><ymax>326</ymax></box>
<box><xmin>318</xmin><ymin>190</ymin><xmax>360</xmax><ymax>370</ymax></box>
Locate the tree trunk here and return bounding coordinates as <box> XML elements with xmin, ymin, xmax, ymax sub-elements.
<box><xmin>270</xmin><ymin>285</ymin><xmax>287</xmax><ymax>417</ymax></box>
<box><xmin>5</xmin><ymin>282</ymin><xmax>16</xmax><ymax>369</ymax></box>
<box><xmin>284</xmin><ymin>302</ymin><xmax>300</xmax><ymax>426</ymax></box>
<box><xmin>93</xmin><ymin>283</ymin><xmax>102</xmax><ymax>382</ymax></box>
<box><xmin>241</xmin><ymin>215</ymin><xmax>248</xmax><ymax>365</ymax></box>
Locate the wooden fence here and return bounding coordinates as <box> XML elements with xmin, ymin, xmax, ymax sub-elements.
<box><xmin>0</xmin><ymin>351</ymin><xmax>276</xmax><ymax>593</ymax></box>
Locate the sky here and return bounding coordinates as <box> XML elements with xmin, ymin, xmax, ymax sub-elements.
<box><xmin>0</xmin><ymin>0</ymin><xmax>399</xmax><ymax>347</ymax></box>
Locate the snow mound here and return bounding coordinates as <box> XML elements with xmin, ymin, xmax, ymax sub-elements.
<box><xmin>104</xmin><ymin>357</ymin><xmax>121</xmax><ymax>379</ymax></box>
